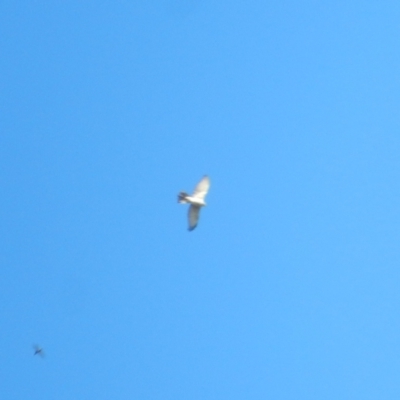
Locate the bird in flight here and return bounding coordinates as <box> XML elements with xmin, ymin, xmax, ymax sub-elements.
<box><xmin>33</xmin><ymin>345</ymin><xmax>44</xmax><ymax>358</ymax></box>
<box><xmin>178</xmin><ymin>175</ymin><xmax>210</xmax><ymax>231</ymax></box>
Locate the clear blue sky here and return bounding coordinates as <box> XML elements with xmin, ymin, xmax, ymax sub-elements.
<box><xmin>1</xmin><ymin>1</ymin><xmax>400</xmax><ymax>399</ymax></box>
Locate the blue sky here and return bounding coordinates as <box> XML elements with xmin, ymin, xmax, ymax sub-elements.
<box><xmin>1</xmin><ymin>1</ymin><xmax>400</xmax><ymax>399</ymax></box>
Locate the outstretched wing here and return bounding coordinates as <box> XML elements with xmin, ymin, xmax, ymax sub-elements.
<box><xmin>192</xmin><ymin>175</ymin><xmax>210</xmax><ymax>200</ymax></box>
<box><xmin>188</xmin><ymin>205</ymin><xmax>201</xmax><ymax>231</ymax></box>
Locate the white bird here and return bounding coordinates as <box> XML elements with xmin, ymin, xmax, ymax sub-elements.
<box><xmin>178</xmin><ymin>175</ymin><xmax>210</xmax><ymax>231</ymax></box>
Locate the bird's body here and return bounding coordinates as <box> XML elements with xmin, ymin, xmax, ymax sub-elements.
<box><xmin>178</xmin><ymin>175</ymin><xmax>210</xmax><ymax>231</ymax></box>
<box><xmin>178</xmin><ymin>195</ymin><xmax>206</xmax><ymax>207</ymax></box>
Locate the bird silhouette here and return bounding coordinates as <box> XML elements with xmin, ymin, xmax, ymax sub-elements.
<box><xmin>33</xmin><ymin>345</ymin><xmax>44</xmax><ymax>358</ymax></box>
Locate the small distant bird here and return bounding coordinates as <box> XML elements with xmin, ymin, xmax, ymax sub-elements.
<box><xmin>33</xmin><ymin>345</ymin><xmax>44</xmax><ymax>358</ymax></box>
<box><xmin>178</xmin><ymin>175</ymin><xmax>210</xmax><ymax>231</ymax></box>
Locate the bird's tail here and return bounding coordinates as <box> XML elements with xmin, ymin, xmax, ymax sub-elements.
<box><xmin>178</xmin><ymin>191</ymin><xmax>189</xmax><ymax>203</ymax></box>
